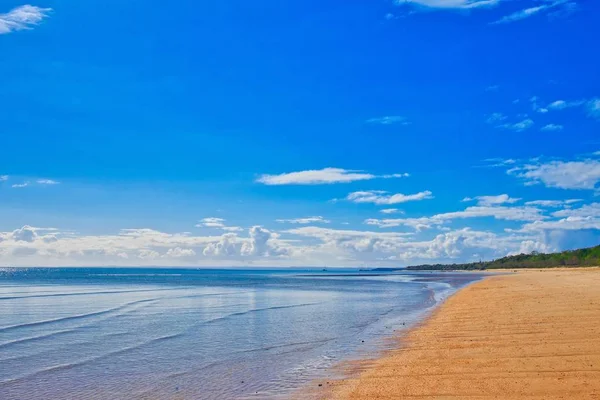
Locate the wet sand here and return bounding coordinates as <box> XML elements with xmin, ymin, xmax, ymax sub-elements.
<box><xmin>321</xmin><ymin>268</ymin><xmax>600</xmax><ymax>399</ymax></box>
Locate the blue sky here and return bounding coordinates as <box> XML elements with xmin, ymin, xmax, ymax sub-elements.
<box><xmin>0</xmin><ymin>0</ymin><xmax>599</xmax><ymax>266</ymax></box>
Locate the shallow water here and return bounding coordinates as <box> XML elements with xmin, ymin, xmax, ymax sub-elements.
<box><xmin>0</xmin><ymin>268</ymin><xmax>481</xmax><ymax>399</ymax></box>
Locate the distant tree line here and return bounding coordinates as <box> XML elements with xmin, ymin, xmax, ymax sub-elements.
<box><xmin>404</xmin><ymin>245</ymin><xmax>600</xmax><ymax>271</ymax></box>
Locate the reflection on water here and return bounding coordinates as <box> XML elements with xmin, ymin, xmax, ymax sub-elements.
<box><xmin>0</xmin><ymin>268</ymin><xmax>481</xmax><ymax>399</ymax></box>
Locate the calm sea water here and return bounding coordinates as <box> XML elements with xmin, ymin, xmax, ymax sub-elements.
<box><xmin>0</xmin><ymin>268</ymin><xmax>481</xmax><ymax>399</ymax></box>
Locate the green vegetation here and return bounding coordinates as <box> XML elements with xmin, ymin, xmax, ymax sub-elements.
<box><xmin>404</xmin><ymin>245</ymin><xmax>600</xmax><ymax>271</ymax></box>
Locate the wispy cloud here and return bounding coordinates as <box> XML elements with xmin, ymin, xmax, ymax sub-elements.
<box><xmin>498</xmin><ymin>118</ymin><xmax>534</xmax><ymax>132</ymax></box>
<box><xmin>547</xmin><ymin>99</ymin><xmax>586</xmax><ymax>110</ymax></box>
<box><xmin>346</xmin><ymin>190</ymin><xmax>433</xmax><ymax>205</ymax></box>
<box><xmin>508</xmin><ymin>158</ymin><xmax>600</xmax><ymax>190</ymax></box>
<box><xmin>544</xmin><ymin>97</ymin><xmax>600</xmax><ymax>120</ymax></box>
<box><xmin>6</xmin><ymin>178</ymin><xmax>60</xmax><ymax>188</ymax></box>
<box><xmin>486</xmin><ymin>111</ymin><xmax>534</xmax><ymax>132</ymax></box>
<box><xmin>0</xmin><ymin>5</ymin><xmax>51</xmax><ymax>35</ymax></box>
<box><xmin>486</xmin><ymin>112</ymin><xmax>507</xmax><ymax>124</ymax></box>
<box><xmin>462</xmin><ymin>194</ymin><xmax>521</xmax><ymax>206</ymax></box>
<box><xmin>195</xmin><ymin>217</ymin><xmax>242</xmax><ymax>232</ymax></box>
<box><xmin>530</xmin><ymin>96</ymin><xmax>548</xmax><ymax>113</ymax></box>
<box><xmin>588</xmin><ymin>98</ymin><xmax>600</xmax><ymax>120</ymax></box>
<box><xmin>276</xmin><ymin>216</ymin><xmax>330</xmax><ymax>224</ymax></box>
<box><xmin>365</xmin><ymin>116</ymin><xmax>410</xmax><ymax>125</ymax></box>
<box><xmin>540</xmin><ymin>123</ymin><xmax>564</xmax><ymax>132</ymax></box>
<box><xmin>525</xmin><ymin>199</ymin><xmax>581</xmax><ymax>207</ymax></box>
<box><xmin>482</xmin><ymin>158</ymin><xmax>517</xmax><ymax>168</ymax></box>
<box><xmin>257</xmin><ymin>168</ymin><xmax>409</xmax><ymax>185</ymax></box>
<box><xmin>365</xmin><ymin>204</ymin><xmax>545</xmax><ymax>230</ymax></box>
<box><xmin>36</xmin><ymin>179</ymin><xmax>60</xmax><ymax>185</ymax></box>
<box><xmin>492</xmin><ymin>0</ymin><xmax>574</xmax><ymax>24</ymax></box>
<box><xmin>380</xmin><ymin>208</ymin><xmax>404</xmax><ymax>214</ymax></box>
<box><xmin>396</xmin><ymin>0</ymin><xmax>500</xmax><ymax>10</ymax></box>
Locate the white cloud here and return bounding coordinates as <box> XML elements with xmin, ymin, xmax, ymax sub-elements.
<box><xmin>439</xmin><ymin>205</ymin><xmax>543</xmax><ymax>221</ymax></box>
<box><xmin>366</xmin><ymin>203</ymin><xmax>544</xmax><ymax>230</ymax></box>
<box><xmin>529</xmin><ymin>96</ymin><xmax>549</xmax><ymax>113</ymax></box>
<box><xmin>525</xmin><ymin>199</ymin><xmax>581</xmax><ymax>208</ymax></box>
<box><xmin>514</xmin><ymin>203</ymin><xmax>600</xmax><ymax>251</ymax></box>
<box><xmin>276</xmin><ymin>216</ymin><xmax>330</xmax><ymax>224</ymax></box>
<box><xmin>552</xmin><ymin>203</ymin><xmax>600</xmax><ymax>219</ymax></box>
<box><xmin>497</xmin><ymin>119</ymin><xmax>534</xmax><ymax>132</ymax></box>
<box><xmin>397</xmin><ymin>0</ymin><xmax>500</xmax><ymax>10</ymax></box>
<box><xmin>241</xmin><ymin>226</ymin><xmax>288</xmax><ymax>257</ymax></box>
<box><xmin>588</xmin><ymin>98</ymin><xmax>600</xmax><ymax>120</ymax></box>
<box><xmin>0</xmin><ymin>5</ymin><xmax>51</xmax><ymax>34</ymax></box>
<box><xmin>492</xmin><ymin>0</ymin><xmax>574</xmax><ymax>24</ymax></box>
<box><xmin>137</xmin><ymin>249</ymin><xmax>160</xmax><ymax>260</ymax></box>
<box><xmin>482</xmin><ymin>158</ymin><xmax>517</xmax><ymax>168</ymax></box>
<box><xmin>202</xmin><ymin>233</ymin><xmax>240</xmax><ymax>257</ymax></box>
<box><xmin>0</xmin><ymin>218</ymin><xmax>584</xmax><ymax>267</ymax></box>
<box><xmin>12</xmin><ymin>247</ymin><xmax>38</xmax><ymax>257</ymax></box>
<box><xmin>463</xmin><ymin>194</ymin><xmax>521</xmax><ymax>206</ymax></box>
<box><xmin>11</xmin><ymin>225</ymin><xmax>37</xmax><ymax>242</ymax></box>
<box><xmin>196</xmin><ymin>217</ymin><xmax>225</xmax><ymax>228</ymax></box>
<box><xmin>0</xmin><ymin>175</ymin><xmax>8</xmax><ymax>182</ymax></box>
<box><xmin>519</xmin><ymin>216</ymin><xmax>600</xmax><ymax>232</ymax></box>
<box><xmin>256</xmin><ymin>168</ymin><xmax>408</xmax><ymax>185</ymax></box>
<box><xmin>0</xmin><ymin>225</ymin><xmax>297</xmax><ymax>266</ymax></box>
<box><xmin>380</xmin><ymin>208</ymin><xmax>404</xmax><ymax>214</ymax></box>
<box><xmin>545</xmin><ymin>98</ymin><xmax>599</xmax><ymax>121</ymax></box>
<box><xmin>195</xmin><ymin>217</ymin><xmax>242</xmax><ymax>232</ymax></box>
<box><xmin>547</xmin><ymin>99</ymin><xmax>585</xmax><ymax>110</ymax></box>
<box><xmin>366</xmin><ymin>116</ymin><xmax>410</xmax><ymax>125</ymax></box>
<box><xmin>508</xmin><ymin>159</ymin><xmax>600</xmax><ymax>190</ymax></box>
<box><xmin>407</xmin><ymin>229</ymin><xmax>506</xmax><ymax>260</ymax></box>
<box><xmin>486</xmin><ymin>112</ymin><xmax>507</xmax><ymax>124</ymax></box>
<box><xmin>365</xmin><ymin>216</ymin><xmax>438</xmax><ymax>231</ymax></box>
<box><xmin>382</xmin><ymin>173</ymin><xmax>411</xmax><ymax>178</ymax></box>
<box><xmin>346</xmin><ymin>190</ymin><xmax>433</xmax><ymax>205</ymax></box>
<box><xmin>393</xmin><ymin>228</ymin><xmax>543</xmax><ymax>263</ymax></box>
<box><xmin>540</xmin><ymin>123</ymin><xmax>563</xmax><ymax>132</ymax></box>
<box><xmin>565</xmin><ymin>199</ymin><xmax>583</xmax><ymax>204</ymax></box>
<box><xmin>11</xmin><ymin>182</ymin><xmax>29</xmax><ymax>188</ymax></box>
<box><xmin>221</xmin><ymin>226</ymin><xmax>243</xmax><ymax>232</ymax></box>
<box><xmin>286</xmin><ymin>226</ymin><xmax>412</xmax><ymax>255</ymax></box>
<box><xmin>165</xmin><ymin>247</ymin><xmax>196</xmax><ymax>258</ymax></box>
<box><xmin>37</xmin><ymin>179</ymin><xmax>60</xmax><ymax>185</ymax></box>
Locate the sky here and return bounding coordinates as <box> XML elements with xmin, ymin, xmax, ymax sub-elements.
<box><xmin>0</xmin><ymin>0</ymin><xmax>599</xmax><ymax>267</ymax></box>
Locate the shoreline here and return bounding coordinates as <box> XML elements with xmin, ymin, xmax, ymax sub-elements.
<box><xmin>292</xmin><ymin>272</ymin><xmax>488</xmax><ymax>400</ymax></box>
<box><xmin>305</xmin><ymin>268</ymin><xmax>600</xmax><ymax>399</ymax></box>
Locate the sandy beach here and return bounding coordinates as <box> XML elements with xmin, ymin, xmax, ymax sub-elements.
<box><xmin>321</xmin><ymin>269</ymin><xmax>600</xmax><ymax>399</ymax></box>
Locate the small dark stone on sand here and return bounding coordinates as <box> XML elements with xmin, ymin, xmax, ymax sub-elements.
<box><xmin>318</xmin><ymin>384</ymin><xmax>323</xmax><ymax>387</ymax></box>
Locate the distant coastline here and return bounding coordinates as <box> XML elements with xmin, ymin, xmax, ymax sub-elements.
<box><xmin>370</xmin><ymin>244</ymin><xmax>600</xmax><ymax>271</ymax></box>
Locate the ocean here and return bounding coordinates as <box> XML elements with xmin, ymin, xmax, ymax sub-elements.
<box><xmin>0</xmin><ymin>268</ymin><xmax>482</xmax><ymax>399</ymax></box>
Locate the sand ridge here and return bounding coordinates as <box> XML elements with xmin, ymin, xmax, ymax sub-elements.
<box><xmin>321</xmin><ymin>269</ymin><xmax>600</xmax><ymax>399</ymax></box>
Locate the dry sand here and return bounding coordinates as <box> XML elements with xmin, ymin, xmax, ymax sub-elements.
<box><xmin>319</xmin><ymin>269</ymin><xmax>600</xmax><ymax>399</ymax></box>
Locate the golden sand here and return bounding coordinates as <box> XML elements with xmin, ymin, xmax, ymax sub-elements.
<box><xmin>320</xmin><ymin>269</ymin><xmax>600</xmax><ymax>399</ymax></box>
